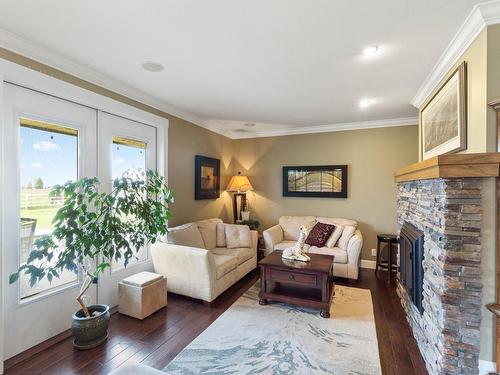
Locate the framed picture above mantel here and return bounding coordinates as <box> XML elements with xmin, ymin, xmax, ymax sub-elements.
<box><xmin>421</xmin><ymin>61</ymin><xmax>467</xmax><ymax>160</ymax></box>
<box><xmin>283</xmin><ymin>165</ymin><xmax>348</xmax><ymax>198</ymax></box>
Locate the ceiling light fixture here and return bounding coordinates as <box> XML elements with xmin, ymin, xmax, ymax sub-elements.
<box><xmin>142</xmin><ymin>62</ymin><xmax>164</xmax><ymax>72</ymax></box>
<box><xmin>244</xmin><ymin>123</ymin><xmax>256</xmax><ymax>128</ymax></box>
<box><xmin>359</xmin><ymin>98</ymin><xmax>374</xmax><ymax>109</ymax></box>
<box><xmin>362</xmin><ymin>45</ymin><xmax>379</xmax><ymax>56</ymax></box>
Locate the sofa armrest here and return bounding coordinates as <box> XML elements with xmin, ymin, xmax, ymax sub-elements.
<box><xmin>346</xmin><ymin>229</ymin><xmax>363</xmax><ymax>280</ymax></box>
<box><xmin>263</xmin><ymin>225</ymin><xmax>283</xmax><ymax>253</ymax></box>
<box><xmin>151</xmin><ymin>242</ymin><xmax>215</xmax><ymax>300</ymax></box>
<box><xmin>250</xmin><ymin>230</ymin><xmax>258</xmax><ymax>253</ymax></box>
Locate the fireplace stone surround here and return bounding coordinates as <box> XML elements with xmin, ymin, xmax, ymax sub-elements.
<box><xmin>394</xmin><ymin>152</ymin><xmax>500</xmax><ymax>375</ymax></box>
<box><xmin>397</xmin><ymin>177</ymin><xmax>483</xmax><ymax>374</ymax></box>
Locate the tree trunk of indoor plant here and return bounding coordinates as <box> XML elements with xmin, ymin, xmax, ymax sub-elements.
<box><xmin>72</xmin><ymin>268</ymin><xmax>110</xmax><ymax>349</ymax></box>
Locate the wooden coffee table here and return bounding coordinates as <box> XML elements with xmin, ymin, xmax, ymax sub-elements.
<box><xmin>258</xmin><ymin>251</ymin><xmax>335</xmax><ymax>318</ymax></box>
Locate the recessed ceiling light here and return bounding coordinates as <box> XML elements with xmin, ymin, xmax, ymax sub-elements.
<box><xmin>359</xmin><ymin>98</ymin><xmax>374</xmax><ymax>109</ymax></box>
<box><xmin>142</xmin><ymin>62</ymin><xmax>164</xmax><ymax>72</ymax></box>
<box><xmin>362</xmin><ymin>45</ymin><xmax>379</xmax><ymax>56</ymax></box>
<box><xmin>244</xmin><ymin>122</ymin><xmax>256</xmax><ymax>128</ymax></box>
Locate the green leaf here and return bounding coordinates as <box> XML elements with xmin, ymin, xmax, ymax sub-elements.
<box><xmin>10</xmin><ymin>170</ymin><xmax>173</xmax><ymax>289</ymax></box>
<box><xmin>9</xmin><ymin>272</ymin><xmax>19</xmax><ymax>284</ymax></box>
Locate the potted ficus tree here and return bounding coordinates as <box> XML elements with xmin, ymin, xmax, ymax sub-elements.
<box><xmin>9</xmin><ymin>169</ymin><xmax>174</xmax><ymax>349</ymax></box>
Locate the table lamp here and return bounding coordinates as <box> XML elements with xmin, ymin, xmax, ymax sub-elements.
<box><xmin>226</xmin><ymin>171</ymin><xmax>254</xmax><ymax>223</ymax></box>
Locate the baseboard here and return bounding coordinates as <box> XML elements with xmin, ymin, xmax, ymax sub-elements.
<box><xmin>360</xmin><ymin>260</ymin><xmax>376</xmax><ymax>269</ymax></box>
<box><xmin>479</xmin><ymin>359</ymin><xmax>496</xmax><ymax>375</ymax></box>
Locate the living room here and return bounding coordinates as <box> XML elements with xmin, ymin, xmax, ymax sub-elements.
<box><xmin>1</xmin><ymin>1</ymin><xmax>500</xmax><ymax>374</ymax></box>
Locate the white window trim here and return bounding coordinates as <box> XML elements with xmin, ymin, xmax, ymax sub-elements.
<box><xmin>0</xmin><ymin>72</ymin><xmax>5</xmax><ymax>375</ymax></box>
<box><xmin>0</xmin><ymin>59</ymin><xmax>168</xmax><ymax>370</ymax></box>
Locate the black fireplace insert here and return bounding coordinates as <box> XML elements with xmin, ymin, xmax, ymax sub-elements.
<box><xmin>399</xmin><ymin>222</ymin><xmax>425</xmax><ymax>314</ymax></box>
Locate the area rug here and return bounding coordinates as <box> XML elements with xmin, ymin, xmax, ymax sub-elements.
<box><xmin>164</xmin><ymin>284</ymin><xmax>381</xmax><ymax>375</ymax></box>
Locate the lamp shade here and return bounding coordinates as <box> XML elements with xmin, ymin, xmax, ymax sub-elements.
<box><xmin>226</xmin><ymin>172</ymin><xmax>254</xmax><ymax>192</ymax></box>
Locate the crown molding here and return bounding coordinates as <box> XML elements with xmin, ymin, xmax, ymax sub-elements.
<box><xmin>412</xmin><ymin>0</ymin><xmax>500</xmax><ymax>108</ymax></box>
<box><xmin>0</xmin><ymin>28</ymin><xmax>208</xmax><ymax>128</ymax></box>
<box><xmin>211</xmin><ymin>117</ymin><xmax>418</xmax><ymax>139</ymax></box>
<box><xmin>0</xmin><ymin>29</ymin><xmax>417</xmax><ymax>140</ymax></box>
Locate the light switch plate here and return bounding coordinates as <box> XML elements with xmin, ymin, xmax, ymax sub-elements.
<box><xmin>371</xmin><ymin>248</ymin><xmax>377</xmax><ymax>257</ymax></box>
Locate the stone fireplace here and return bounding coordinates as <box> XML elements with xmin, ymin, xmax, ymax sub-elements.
<box><xmin>393</xmin><ymin>153</ymin><xmax>497</xmax><ymax>375</ymax></box>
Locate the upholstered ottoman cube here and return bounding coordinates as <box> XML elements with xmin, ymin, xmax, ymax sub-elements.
<box><xmin>118</xmin><ymin>271</ymin><xmax>167</xmax><ymax>320</ymax></box>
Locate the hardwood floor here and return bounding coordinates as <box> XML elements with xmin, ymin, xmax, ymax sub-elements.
<box><xmin>4</xmin><ymin>268</ymin><xmax>428</xmax><ymax>375</ymax></box>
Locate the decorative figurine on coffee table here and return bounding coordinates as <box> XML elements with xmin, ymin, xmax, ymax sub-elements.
<box><xmin>282</xmin><ymin>225</ymin><xmax>311</xmax><ymax>262</ymax></box>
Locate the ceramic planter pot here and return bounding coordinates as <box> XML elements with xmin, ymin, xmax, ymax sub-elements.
<box><xmin>72</xmin><ymin>304</ymin><xmax>110</xmax><ymax>349</ymax></box>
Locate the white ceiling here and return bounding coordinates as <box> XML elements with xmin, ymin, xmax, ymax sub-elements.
<box><xmin>0</xmin><ymin>0</ymin><xmax>487</xmax><ymax>136</ymax></box>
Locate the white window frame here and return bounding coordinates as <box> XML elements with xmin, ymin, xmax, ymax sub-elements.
<box><xmin>16</xmin><ymin>113</ymin><xmax>85</xmax><ymax>304</ymax></box>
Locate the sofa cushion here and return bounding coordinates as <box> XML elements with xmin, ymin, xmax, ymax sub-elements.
<box><xmin>338</xmin><ymin>225</ymin><xmax>356</xmax><ymax>250</ymax></box>
<box><xmin>213</xmin><ymin>253</ymin><xmax>238</xmax><ymax>280</ymax></box>
<box><xmin>212</xmin><ymin>247</ymin><xmax>254</xmax><ymax>265</ymax></box>
<box><xmin>326</xmin><ymin>225</ymin><xmax>343</xmax><ymax>248</ymax></box>
<box><xmin>167</xmin><ymin>223</ymin><xmax>205</xmax><ymax>249</ymax></box>
<box><xmin>216</xmin><ymin>222</ymin><xmax>227</xmax><ymax>247</ymax></box>
<box><xmin>196</xmin><ymin>218</ymin><xmax>222</xmax><ymax>250</ymax></box>
<box><xmin>308</xmin><ymin>246</ymin><xmax>348</xmax><ymax>263</ymax></box>
<box><xmin>274</xmin><ymin>241</ymin><xmax>310</xmax><ymax>252</ymax></box>
<box><xmin>305</xmin><ymin>222</ymin><xmax>335</xmax><ymax>247</ymax></box>
<box><xmin>279</xmin><ymin>216</ymin><xmax>316</xmax><ymax>241</ymax></box>
<box><xmin>225</xmin><ymin>224</ymin><xmax>251</xmax><ymax>249</ymax></box>
<box><xmin>316</xmin><ymin>217</ymin><xmax>350</xmax><ymax>247</ymax></box>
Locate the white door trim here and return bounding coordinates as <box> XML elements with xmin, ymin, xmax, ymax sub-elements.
<box><xmin>96</xmin><ymin>111</ymin><xmax>157</xmax><ymax>307</ymax></box>
<box><xmin>0</xmin><ymin>74</ymin><xmax>5</xmax><ymax>374</ymax></box>
<box><xmin>0</xmin><ymin>58</ymin><xmax>168</xmax><ymax>367</ymax></box>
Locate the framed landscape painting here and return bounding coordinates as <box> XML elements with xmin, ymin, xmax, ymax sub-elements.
<box><xmin>421</xmin><ymin>61</ymin><xmax>467</xmax><ymax>160</ymax></box>
<box><xmin>195</xmin><ymin>155</ymin><xmax>220</xmax><ymax>200</ymax></box>
<box><xmin>283</xmin><ymin>165</ymin><xmax>348</xmax><ymax>198</ymax></box>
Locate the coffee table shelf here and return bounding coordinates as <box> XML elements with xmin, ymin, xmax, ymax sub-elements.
<box><xmin>258</xmin><ymin>251</ymin><xmax>335</xmax><ymax>318</ymax></box>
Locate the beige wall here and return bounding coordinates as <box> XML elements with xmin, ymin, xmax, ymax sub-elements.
<box><xmin>232</xmin><ymin>125</ymin><xmax>419</xmax><ymax>261</ymax></box>
<box><xmin>488</xmin><ymin>25</ymin><xmax>500</xmax><ymax>151</ymax></box>
<box><xmin>167</xmin><ymin>117</ymin><xmax>234</xmax><ymax>226</ymax></box>
<box><xmin>482</xmin><ymin>24</ymin><xmax>500</xmax><ymax>364</ymax></box>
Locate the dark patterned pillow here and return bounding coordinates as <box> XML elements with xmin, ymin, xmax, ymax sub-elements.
<box><xmin>305</xmin><ymin>222</ymin><xmax>335</xmax><ymax>247</ymax></box>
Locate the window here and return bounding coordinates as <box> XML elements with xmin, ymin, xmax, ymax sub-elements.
<box><xmin>111</xmin><ymin>136</ymin><xmax>148</xmax><ymax>271</ymax></box>
<box><xmin>19</xmin><ymin>119</ymin><xmax>79</xmax><ymax>299</ymax></box>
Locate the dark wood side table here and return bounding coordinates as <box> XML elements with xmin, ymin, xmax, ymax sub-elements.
<box><xmin>258</xmin><ymin>251</ymin><xmax>335</xmax><ymax>318</ymax></box>
<box><xmin>257</xmin><ymin>234</ymin><xmax>266</xmax><ymax>263</ymax></box>
<box><xmin>375</xmin><ymin>234</ymin><xmax>398</xmax><ymax>282</ymax></box>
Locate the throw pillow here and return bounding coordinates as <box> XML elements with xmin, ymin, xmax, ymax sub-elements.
<box><xmin>225</xmin><ymin>224</ymin><xmax>251</xmax><ymax>249</ymax></box>
<box><xmin>305</xmin><ymin>222</ymin><xmax>335</xmax><ymax>247</ymax></box>
<box><xmin>167</xmin><ymin>223</ymin><xmax>205</xmax><ymax>249</ymax></box>
<box><xmin>338</xmin><ymin>225</ymin><xmax>356</xmax><ymax>250</ymax></box>
<box><xmin>216</xmin><ymin>222</ymin><xmax>227</xmax><ymax>247</ymax></box>
<box><xmin>326</xmin><ymin>224</ymin><xmax>344</xmax><ymax>248</ymax></box>
<box><xmin>196</xmin><ymin>218</ymin><xmax>221</xmax><ymax>250</ymax></box>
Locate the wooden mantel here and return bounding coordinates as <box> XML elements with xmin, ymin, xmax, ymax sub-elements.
<box><xmin>394</xmin><ymin>152</ymin><xmax>500</xmax><ymax>183</ymax></box>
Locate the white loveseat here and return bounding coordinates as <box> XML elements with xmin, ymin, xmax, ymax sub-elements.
<box><xmin>151</xmin><ymin>218</ymin><xmax>257</xmax><ymax>302</ymax></box>
<box><xmin>263</xmin><ymin>216</ymin><xmax>363</xmax><ymax>281</ymax></box>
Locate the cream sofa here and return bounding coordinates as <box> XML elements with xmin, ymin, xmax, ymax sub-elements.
<box><xmin>151</xmin><ymin>218</ymin><xmax>257</xmax><ymax>302</ymax></box>
<box><xmin>263</xmin><ymin>216</ymin><xmax>363</xmax><ymax>281</ymax></box>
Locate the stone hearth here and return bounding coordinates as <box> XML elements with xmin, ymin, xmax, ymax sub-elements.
<box><xmin>397</xmin><ymin>178</ymin><xmax>482</xmax><ymax>375</ymax></box>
